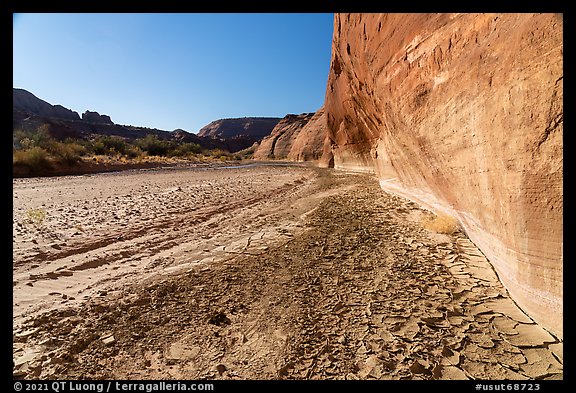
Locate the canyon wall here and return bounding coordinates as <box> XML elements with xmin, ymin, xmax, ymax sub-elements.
<box><xmin>253</xmin><ymin>113</ymin><xmax>314</xmax><ymax>160</ymax></box>
<box><xmin>324</xmin><ymin>13</ymin><xmax>563</xmax><ymax>337</ymax></box>
<box><xmin>288</xmin><ymin>107</ymin><xmax>329</xmax><ymax>162</ymax></box>
<box><xmin>253</xmin><ymin>108</ymin><xmax>328</xmax><ymax>161</ymax></box>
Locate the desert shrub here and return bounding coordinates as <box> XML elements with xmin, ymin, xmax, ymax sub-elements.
<box><xmin>45</xmin><ymin>140</ymin><xmax>86</xmax><ymax>164</ymax></box>
<box><xmin>89</xmin><ymin>136</ymin><xmax>128</xmax><ymax>155</ymax></box>
<box><xmin>90</xmin><ymin>140</ymin><xmax>107</xmax><ymax>155</ymax></box>
<box><xmin>13</xmin><ymin>146</ymin><xmax>51</xmax><ymax>171</ymax></box>
<box><xmin>13</xmin><ymin>126</ymin><xmax>52</xmax><ymax>150</ymax></box>
<box><xmin>207</xmin><ymin>148</ymin><xmax>228</xmax><ymax>158</ymax></box>
<box><xmin>26</xmin><ymin>208</ymin><xmax>46</xmax><ymax>227</ymax></box>
<box><xmin>125</xmin><ymin>145</ymin><xmax>145</xmax><ymax>159</ymax></box>
<box><xmin>135</xmin><ymin>134</ymin><xmax>173</xmax><ymax>156</ymax></box>
<box><xmin>18</xmin><ymin>137</ymin><xmax>35</xmax><ymax>150</ymax></box>
<box><xmin>168</xmin><ymin>142</ymin><xmax>203</xmax><ymax>157</ymax></box>
<box><xmin>421</xmin><ymin>213</ymin><xmax>460</xmax><ymax>234</ymax></box>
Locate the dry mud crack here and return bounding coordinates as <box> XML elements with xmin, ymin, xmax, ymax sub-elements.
<box><xmin>12</xmin><ymin>165</ymin><xmax>562</xmax><ymax>380</ymax></box>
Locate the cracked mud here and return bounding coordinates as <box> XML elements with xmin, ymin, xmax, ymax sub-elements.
<box><xmin>13</xmin><ymin>165</ymin><xmax>562</xmax><ymax>380</ymax></box>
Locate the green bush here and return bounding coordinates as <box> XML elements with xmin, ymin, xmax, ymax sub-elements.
<box><xmin>91</xmin><ymin>140</ymin><xmax>107</xmax><ymax>155</ymax></box>
<box><xmin>167</xmin><ymin>142</ymin><xmax>203</xmax><ymax>157</ymax></box>
<box><xmin>89</xmin><ymin>136</ymin><xmax>128</xmax><ymax>155</ymax></box>
<box><xmin>135</xmin><ymin>134</ymin><xmax>173</xmax><ymax>156</ymax></box>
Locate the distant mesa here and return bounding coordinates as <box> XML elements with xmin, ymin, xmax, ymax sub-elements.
<box><xmin>197</xmin><ymin>117</ymin><xmax>281</xmax><ymax>139</ymax></box>
<box><xmin>196</xmin><ymin>117</ymin><xmax>282</xmax><ymax>152</ymax></box>
<box><xmin>82</xmin><ymin>110</ymin><xmax>114</xmax><ymax>124</ymax></box>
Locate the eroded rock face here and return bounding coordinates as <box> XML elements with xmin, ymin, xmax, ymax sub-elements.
<box><xmin>324</xmin><ymin>13</ymin><xmax>563</xmax><ymax>336</ymax></box>
<box><xmin>253</xmin><ymin>113</ymin><xmax>314</xmax><ymax>160</ymax></box>
<box><xmin>253</xmin><ymin>108</ymin><xmax>329</xmax><ymax>162</ymax></box>
<box><xmin>288</xmin><ymin>107</ymin><xmax>329</xmax><ymax>162</ymax></box>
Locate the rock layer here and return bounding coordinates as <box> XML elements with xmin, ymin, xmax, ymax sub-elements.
<box><xmin>324</xmin><ymin>13</ymin><xmax>563</xmax><ymax>337</ymax></box>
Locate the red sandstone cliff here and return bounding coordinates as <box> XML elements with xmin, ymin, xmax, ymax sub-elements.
<box><xmin>252</xmin><ymin>113</ymin><xmax>314</xmax><ymax>160</ymax></box>
<box><xmin>324</xmin><ymin>13</ymin><xmax>563</xmax><ymax>337</ymax></box>
<box><xmin>288</xmin><ymin>107</ymin><xmax>329</xmax><ymax>162</ymax></box>
<box><xmin>253</xmin><ymin>108</ymin><xmax>328</xmax><ymax>162</ymax></box>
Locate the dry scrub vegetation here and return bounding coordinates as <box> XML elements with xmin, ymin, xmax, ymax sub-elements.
<box><xmin>13</xmin><ymin>127</ymin><xmax>245</xmax><ymax>176</ymax></box>
<box><xmin>421</xmin><ymin>212</ymin><xmax>460</xmax><ymax>234</ymax></box>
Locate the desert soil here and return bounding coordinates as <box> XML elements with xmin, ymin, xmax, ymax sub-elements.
<box><xmin>13</xmin><ymin>164</ymin><xmax>563</xmax><ymax>380</ymax></box>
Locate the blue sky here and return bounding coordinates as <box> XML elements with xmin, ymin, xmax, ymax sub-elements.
<box><xmin>13</xmin><ymin>13</ymin><xmax>334</xmax><ymax>133</ymax></box>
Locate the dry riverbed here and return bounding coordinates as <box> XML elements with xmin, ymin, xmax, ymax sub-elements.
<box><xmin>12</xmin><ymin>164</ymin><xmax>562</xmax><ymax>380</ymax></box>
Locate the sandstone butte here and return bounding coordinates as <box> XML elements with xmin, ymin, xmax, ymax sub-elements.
<box><xmin>263</xmin><ymin>13</ymin><xmax>563</xmax><ymax>338</ymax></box>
